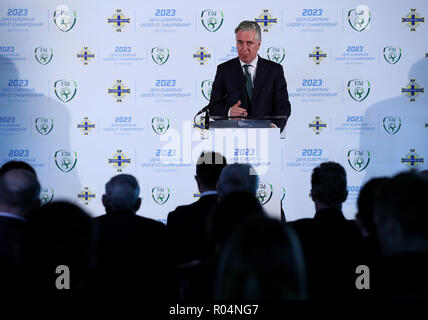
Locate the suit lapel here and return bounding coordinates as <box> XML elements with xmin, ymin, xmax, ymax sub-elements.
<box><xmin>252</xmin><ymin>56</ymin><xmax>266</xmax><ymax>101</ymax></box>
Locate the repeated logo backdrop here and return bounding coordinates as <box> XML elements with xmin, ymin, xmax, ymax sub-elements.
<box><xmin>0</xmin><ymin>1</ymin><xmax>427</xmax><ymax>221</ymax></box>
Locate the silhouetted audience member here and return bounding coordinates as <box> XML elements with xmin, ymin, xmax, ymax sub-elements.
<box><xmin>92</xmin><ymin>174</ymin><xmax>172</xmax><ymax>299</ymax></box>
<box><xmin>0</xmin><ymin>168</ymin><xmax>40</xmax><ymax>292</ymax></box>
<box><xmin>217</xmin><ymin>163</ymin><xmax>258</xmax><ymax>202</ymax></box>
<box><xmin>18</xmin><ymin>201</ymin><xmax>96</xmax><ymax>291</ymax></box>
<box><xmin>0</xmin><ymin>160</ymin><xmax>37</xmax><ymax>177</ymax></box>
<box><xmin>212</xmin><ymin>191</ymin><xmax>264</xmax><ymax>250</ymax></box>
<box><xmin>167</xmin><ymin>152</ymin><xmax>226</xmax><ymax>300</ymax></box>
<box><xmin>355</xmin><ymin>177</ymin><xmax>389</xmax><ymax>266</ymax></box>
<box><xmin>216</xmin><ymin>216</ymin><xmax>307</xmax><ymax>300</ymax></box>
<box><xmin>167</xmin><ymin>152</ymin><xmax>227</xmax><ymax>266</ymax></box>
<box><xmin>373</xmin><ymin>170</ymin><xmax>428</xmax><ymax>299</ymax></box>
<box><xmin>289</xmin><ymin>161</ymin><xmax>363</xmax><ymax>299</ymax></box>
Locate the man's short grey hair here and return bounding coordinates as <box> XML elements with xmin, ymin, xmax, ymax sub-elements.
<box><xmin>104</xmin><ymin>174</ymin><xmax>140</xmax><ymax>211</ymax></box>
<box><xmin>217</xmin><ymin>164</ymin><xmax>259</xmax><ymax>201</ymax></box>
<box><xmin>235</xmin><ymin>20</ymin><xmax>261</xmax><ymax>41</ymax></box>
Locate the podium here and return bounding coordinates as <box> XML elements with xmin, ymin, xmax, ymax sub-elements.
<box><xmin>195</xmin><ymin>121</ymin><xmax>282</xmax><ymax>219</ymax></box>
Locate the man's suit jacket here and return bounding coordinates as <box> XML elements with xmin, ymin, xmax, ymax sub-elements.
<box><xmin>92</xmin><ymin>211</ymin><xmax>173</xmax><ymax>298</ymax></box>
<box><xmin>166</xmin><ymin>194</ymin><xmax>217</xmax><ymax>266</ymax></box>
<box><xmin>289</xmin><ymin>208</ymin><xmax>364</xmax><ymax>299</ymax></box>
<box><xmin>210</xmin><ymin>56</ymin><xmax>291</xmax><ymax>131</ymax></box>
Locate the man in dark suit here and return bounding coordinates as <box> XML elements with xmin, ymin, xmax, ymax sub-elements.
<box><xmin>167</xmin><ymin>152</ymin><xmax>227</xmax><ymax>266</ymax></box>
<box><xmin>209</xmin><ymin>20</ymin><xmax>291</xmax><ymax>131</ymax></box>
<box><xmin>289</xmin><ymin>162</ymin><xmax>363</xmax><ymax>299</ymax></box>
<box><xmin>166</xmin><ymin>152</ymin><xmax>226</xmax><ymax>300</ymax></box>
<box><xmin>0</xmin><ymin>167</ymin><xmax>40</xmax><ymax>292</ymax></box>
<box><xmin>92</xmin><ymin>174</ymin><xmax>172</xmax><ymax>299</ymax></box>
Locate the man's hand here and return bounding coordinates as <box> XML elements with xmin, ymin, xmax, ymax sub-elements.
<box><xmin>229</xmin><ymin>100</ymin><xmax>248</xmax><ymax>118</ymax></box>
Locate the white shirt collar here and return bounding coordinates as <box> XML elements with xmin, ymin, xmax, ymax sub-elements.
<box><xmin>239</xmin><ymin>55</ymin><xmax>259</xmax><ymax>68</ymax></box>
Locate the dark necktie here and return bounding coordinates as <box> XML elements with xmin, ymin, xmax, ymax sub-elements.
<box><xmin>243</xmin><ymin>64</ymin><xmax>253</xmax><ymax>102</ymax></box>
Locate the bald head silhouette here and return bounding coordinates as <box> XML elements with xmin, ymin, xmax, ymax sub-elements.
<box><xmin>0</xmin><ymin>168</ymin><xmax>41</xmax><ymax>218</ymax></box>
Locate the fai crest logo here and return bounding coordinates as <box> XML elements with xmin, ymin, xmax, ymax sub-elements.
<box><xmin>34</xmin><ymin>47</ymin><xmax>53</xmax><ymax>65</ymax></box>
<box><xmin>152</xmin><ymin>186</ymin><xmax>171</xmax><ymax>205</ymax></box>
<box><xmin>193</xmin><ymin>47</ymin><xmax>211</xmax><ymax>65</ymax></box>
<box><xmin>201</xmin><ymin>80</ymin><xmax>213</xmax><ymax>101</ymax></box>
<box><xmin>53</xmin><ymin>5</ymin><xmax>76</xmax><ymax>32</ymax></box>
<box><xmin>347</xmin><ymin>149</ymin><xmax>371</xmax><ymax>172</ymax></box>
<box><xmin>347</xmin><ymin>79</ymin><xmax>371</xmax><ymax>102</ymax></box>
<box><xmin>108</xmin><ymin>9</ymin><xmax>130</xmax><ymax>32</ymax></box>
<box><xmin>348</xmin><ymin>5</ymin><xmax>371</xmax><ymax>31</ymax></box>
<box><xmin>308</xmin><ymin>46</ymin><xmax>327</xmax><ymax>65</ymax></box>
<box><xmin>76</xmin><ymin>47</ymin><xmax>95</xmax><ymax>65</ymax></box>
<box><xmin>108</xmin><ymin>80</ymin><xmax>131</xmax><ymax>102</ymax></box>
<box><xmin>401</xmin><ymin>149</ymin><xmax>424</xmax><ymax>168</ymax></box>
<box><xmin>257</xmin><ymin>183</ymin><xmax>273</xmax><ymax>205</ymax></box>
<box><xmin>383</xmin><ymin>46</ymin><xmax>402</xmax><ymax>64</ymax></box>
<box><xmin>35</xmin><ymin>117</ymin><xmax>54</xmax><ymax>135</ymax></box>
<box><xmin>201</xmin><ymin>9</ymin><xmax>224</xmax><ymax>32</ymax></box>
<box><xmin>77</xmin><ymin>117</ymin><xmax>95</xmax><ymax>135</ymax></box>
<box><xmin>151</xmin><ymin>47</ymin><xmax>170</xmax><ymax>65</ymax></box>
<box><xmin>40</xmin><ymin>187</ymin><xmax>54</xmax><ymax>205</ymax></box>
<box><xmin>54</xmin><ymin>150</ymin><xmax>77</xmax><ymax>173</ymax></box>
<box><xmin>281</xmin><ymin>187</ymin><xmax>286</xmax><ymax>202</ymax></box>
<box><xmin>108</xmin><ymin>150</ymin><xmax>131</xmax><ymax>172</ymax></box>
<box><xmin>78</xmin><ymin>187</ymin><xmax>96</xmax><ymax>205</ymax></box>
<box><xmin>383</xmin><ymin>116</ymin><xmax>402</xmax><ymax>135</ymax></box>
<box><xmin>267</xmin><ymin>47</ymin><xmax>285</xmax><ymax>64</ymax></box>
<box><xmin>308</xmin><ymin>117</ymin><xmax>327</xmax><ymax>134</ymax></box>
<box><xmin>54</xmin><ymin>79</ymin><xmax>77</xmax><ymax>103</ymax></box>
<box><xmin>151</xmin><ymin>117</ymin><xmax>170</xmax><ymax>135</ymax></box>
<box><xmin>255</xmin><ymin>9</ymin><xmax>277</xmax><ymax>32</ymax></box>
<box><xmin>402</xmin><ymin>79</ymin><xmax>424</xmax><ymax>102</ymax></box>
<box><xmin>402</xmin><ymin>9</ymin><xmax>424</xmax><ymax>31</ymax></box>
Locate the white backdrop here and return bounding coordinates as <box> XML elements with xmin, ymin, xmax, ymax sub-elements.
<box><xmin>0</xmin><ymin>1</ymin><xmax>427</xmax><ymax>222</ymax></box>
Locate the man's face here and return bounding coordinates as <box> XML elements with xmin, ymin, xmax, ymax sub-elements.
<box><xmin>236</xmin><ymin>30</ymin><xmax>260</xmax><ymax>64</ymax></box>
